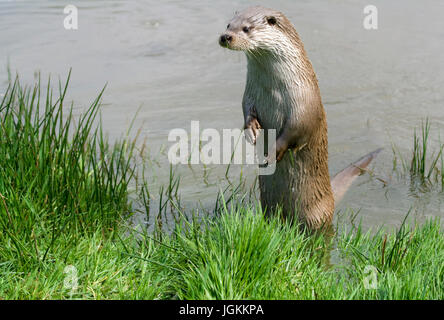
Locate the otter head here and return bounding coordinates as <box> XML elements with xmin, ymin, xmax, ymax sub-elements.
<box><xmin>219</xmin><ymin>6</ymin><xmax>298</xmax><ymax>55</ymax></box>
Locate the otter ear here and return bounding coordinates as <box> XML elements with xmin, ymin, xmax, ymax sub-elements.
<box><xmin>267</xmin><ymin>16</ymin><xmax>277</xmax><ymax>26</ymax></box>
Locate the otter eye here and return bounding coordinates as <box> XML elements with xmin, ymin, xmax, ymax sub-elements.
<box><xmin>267</xmin><ymin>17</ymin><xmax>277</xmax><ymax>25</ymax></box>
<box><xmin>242</xmin><ymin>26</ymin><xmax>250</xmax><ymax>33</ymax></box>
<box><xmin>227</xmin><ymin>24</ymin><xmax>230</xmax><ymax>29</ymax></box>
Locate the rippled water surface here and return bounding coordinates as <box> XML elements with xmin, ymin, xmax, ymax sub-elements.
<box><xmin>1</xmin><ymin>0</ymin><xmax>444</xmax><ymax>229</ymax></box>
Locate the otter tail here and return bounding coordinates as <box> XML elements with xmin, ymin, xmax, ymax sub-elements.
<box><xmin>331</xmin><ymin>148</ymin><xmax>383</xmax><ymax>203</ymax></box>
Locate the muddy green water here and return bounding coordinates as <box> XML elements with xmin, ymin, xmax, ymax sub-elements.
<box><xmin>1</xmin><ymin>0</ymin><xmax>443</xmax><ymax>230</ymax></box>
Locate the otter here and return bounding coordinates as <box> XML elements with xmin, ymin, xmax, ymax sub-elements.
<box><xmin>219</xmin><ymin>6</ymin><xmax>381</xmax><ymax>230</ymax></box>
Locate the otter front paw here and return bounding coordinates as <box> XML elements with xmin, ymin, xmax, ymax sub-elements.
<box><xmin>244</xmin><ymin>117</ymin><xmax>261</xmax><ymax>145</ymax></box>
<box><xmin>264</xmin><ymin>139</ymin><xmax>288</xmax><ymax>164</ymax></box>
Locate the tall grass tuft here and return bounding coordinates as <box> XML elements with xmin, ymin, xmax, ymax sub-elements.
<box><xmin>392</xmin><ymin>119</ymin><xmax>444</xmax><ymax>190</ymax></box>
<box><xmin>0</xmin><ymin>72</ymin><xmax>137</xmax><ymax>269</ymax></box>
<box><xmin>409</xmin><ymin>119</ymin><xmax>443</xmax><ymax>185</ymax></box>
<box><xmin>146</xmin><ymin>204</ymin><xmax>333</xmax><ymax>300</ymax></box>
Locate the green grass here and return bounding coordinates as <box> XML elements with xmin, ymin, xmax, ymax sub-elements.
<box><xmin>144</xmin><ymin>206</ymin><xmax>444</xmax><ymax>300</ymax></box>
<box><xmin>0</xmin><ymin>74</ymin><xmax>443</xmax><ymax>300</ymax></box>
<box><xmin>0</xmin><ymin>72</ymin><xmax>137</xmax><ymax>270</ymax></box>
<box><xmin>1</xmin><ymin>205</ymin><xmax>442</xmax><ymax>299</ymax></box>
<box><xmin>392</xmin><ymin>119</ymin><xmax>444</xmax><ymax>191</ymax></box>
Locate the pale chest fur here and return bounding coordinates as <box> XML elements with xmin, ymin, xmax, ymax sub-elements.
<box><xmin>242</xmin><ymin>58</ymin><xmax>307</xmax><ymax>133</ymax></box>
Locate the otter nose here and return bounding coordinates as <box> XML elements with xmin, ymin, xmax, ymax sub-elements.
<box><xmin>219</xmin><ymin>34</ymin><xmax>232</xmax><ymax>45</ymax></box>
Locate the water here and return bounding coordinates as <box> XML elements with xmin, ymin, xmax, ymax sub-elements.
<box><xmin>1</xmin><ymin>0</ymin><xmax>443</xmax><ymax>230</ymax></box>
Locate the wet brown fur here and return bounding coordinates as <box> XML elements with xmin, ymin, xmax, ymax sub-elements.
<box><xmin>220</xmin><ymin>6</ymin><xmax>377</xmax><ymax>230</ymax></box>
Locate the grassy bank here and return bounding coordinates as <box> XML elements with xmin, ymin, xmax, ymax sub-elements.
<box><xmin>0</xmin><ymin>76</ymin><xmax>443</xmax><ymax>299</ymax></box>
